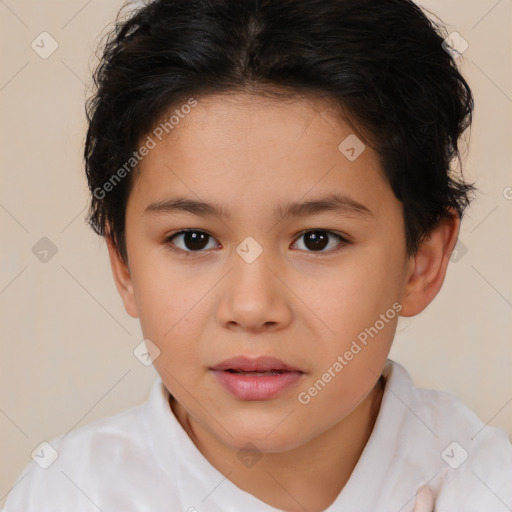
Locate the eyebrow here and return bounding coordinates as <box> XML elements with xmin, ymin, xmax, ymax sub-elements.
<box><xmin>144</xmin><ymin>193</ymin><xmax>374</xmax><ymax>220</ymax></box>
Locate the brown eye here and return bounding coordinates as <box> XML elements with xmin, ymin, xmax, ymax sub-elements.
<box><xmin>164</xmin><ymin>229</ymin><xmax>350</xmax><ymax>258</ymax></box>
<box><xmin>292</xmin><ymin>230</ymin><xmax>349</xmax><ymax>253</ymax></box>
<box><xmin>166</xmin><ymin>230</ymin><xmax>218</xmax><ymax>253</ymax></box>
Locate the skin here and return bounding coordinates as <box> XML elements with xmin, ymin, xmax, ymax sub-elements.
<box><xmin>107</xmin><ymin>92</ymin><xmax>459</xmax><ymax>511</ymax></box>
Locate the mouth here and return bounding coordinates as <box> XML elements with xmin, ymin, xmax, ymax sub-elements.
<box><xmin>223</xmin><ymin>369</ymin><xmax>293</xmax><ymax>376</ymax></box>
<box><xmin>210</xmin><ymin>355</ymin><xmax>303</xmax><ymax>374</ymax></box>
<box><xmin>210</xmin><ymin>356</ymin><xmax>304</xmax><ymax>400</ymax></box>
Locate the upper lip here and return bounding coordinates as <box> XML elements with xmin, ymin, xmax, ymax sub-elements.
<box><xmin>210</xmin><ymin>356</ymin><xmax>302</xmax><ymax>373</ymax></box>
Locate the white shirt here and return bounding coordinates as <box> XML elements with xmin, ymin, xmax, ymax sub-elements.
<box><xmin>3</xmin><ymin>359</ymin><xmax>512</xmax><ymax>512</ymax></box>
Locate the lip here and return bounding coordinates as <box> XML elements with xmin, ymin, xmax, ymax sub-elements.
<box><xmin>210</xmin><ymin>356</ymin><xmax>304</xmax><ymax>401</ymax></box>
<box><xmin>211</xmin><ymin>355</ymin><xmax>302</xmax><ymax>373</ymax></box>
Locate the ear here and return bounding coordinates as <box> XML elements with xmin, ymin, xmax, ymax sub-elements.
<box><xmin>105</xmin><ymin>233</ymin><xmax>139</xmax><ymax>318</ymax></box>
<box><xmin>400</xmin><ymin>209</ymin><xmax>460</xmax><ymax>317</ymax></box>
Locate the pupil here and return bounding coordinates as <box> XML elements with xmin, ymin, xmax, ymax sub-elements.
<box><xmin>185</xmin><ymin>231</ymin><xmax>208</xmax><ymax>250</ymax></box>
<box><xmin>305</xmin><ymin>231</ymin><xmax>328</xmax><ymax>251</ymax></box>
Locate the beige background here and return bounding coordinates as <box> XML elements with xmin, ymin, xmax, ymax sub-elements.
<box><xmin>0</xmin><ymin>0</ymin><xmax>511</xmax><ymax>503</ymax></box>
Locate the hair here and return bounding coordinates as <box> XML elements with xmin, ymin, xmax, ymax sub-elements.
<box><xmin>85</xmin><ymin>0</ymin><xmax>476</xmax><ymax>263</ymax></box>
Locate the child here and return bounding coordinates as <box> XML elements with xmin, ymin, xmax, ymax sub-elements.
<box><xmin>3</xmin><ymin>0</ymin><xmax>511</xmax><ymax>510</ymax></box>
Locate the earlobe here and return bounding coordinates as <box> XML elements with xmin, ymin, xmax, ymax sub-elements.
<box><xmin>399</xmin><ymin>209</ymin><xmax>460</xmax><ymax>317</ymax></box>
<box><xmin>105</xmin><ymin>234</ymin><xmax>139</xmax><ymax>318</ymax></box>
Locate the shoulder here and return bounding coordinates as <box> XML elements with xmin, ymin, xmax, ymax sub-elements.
<box><xmin>2</xmin><ymin>381</ymin><xmax>166</xmax><ymax>511</ymax></box>
<box><xmin>423</xmin><ymin>387</ymin><xmax>512</xmax><ymax>510</ymax></box>
<box><xmin>386</xmin><ymin>360</ymin><xmax>512</xmax><ymax>510</ymax></box>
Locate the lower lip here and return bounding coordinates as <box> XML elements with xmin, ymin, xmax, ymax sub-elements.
<box><xmin>211</xmin><ymin>370</ymin><xmax>303</xmax><ymax>400</ymax></box>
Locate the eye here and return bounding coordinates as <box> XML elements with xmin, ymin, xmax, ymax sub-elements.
<box><xmin>164</xmin><ymin>229</ymin><xmax>350</xmax><ymax>257</ymax></box>
<box><xmin>165</xmin><ymin>230</ymin><xmax>218</xmax><ymax>255</ymax></box>
<box><xmin>291</xmin><ymin>230</ymin><xmax>350</xmax><ymax>254</ymax></box>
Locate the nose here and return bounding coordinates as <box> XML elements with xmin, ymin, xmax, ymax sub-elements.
<box><xmin>216</xmin><ymin>249</ymin><xmax>293</xmax><ymax>333</ymax></box>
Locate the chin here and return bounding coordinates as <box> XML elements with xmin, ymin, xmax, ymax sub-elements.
<box><xmin>213</xmin><ymin>417</ymin><xmax>310</xmax><ymax>454</ymax></box>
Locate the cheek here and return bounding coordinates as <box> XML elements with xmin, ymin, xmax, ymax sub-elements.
<box><xmin>296</xmin><ymin>358</ymin><xmax>380</xmax><ymax>434</ymax></box>
<box><xmin>304</xmin><ymin>249</ymin><xmax>403</xmax><ymax>339</ymax></box>
<box><xmin>129</xmin><ymin>251</ymin><xmax>206</xmax><ymax>350</ymax></box>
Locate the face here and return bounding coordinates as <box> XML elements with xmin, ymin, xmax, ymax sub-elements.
<box><xmin>113</xmin><ymin>92</ymin><xmax>417</xmax><ymax>453</ymax></box>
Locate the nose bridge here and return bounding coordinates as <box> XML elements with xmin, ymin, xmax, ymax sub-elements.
<box><xmin>231</xmin><ymin>236</ymin><xmax>279</xmax><ymax>301</ymax></box>
<box><xmin>217</xmin><ymin>237</ymin><xmax>292</xmax><ymax>330</ymax></box>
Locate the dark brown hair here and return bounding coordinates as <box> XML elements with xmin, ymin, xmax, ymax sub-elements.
<box><xmin>85</xmin><ymin>0</ymin><xmax>475</xmax><ymax>262</ymax></box>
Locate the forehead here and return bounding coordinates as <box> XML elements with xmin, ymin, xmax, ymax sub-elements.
<box><xmin>129</xmin><ymin>92</ymin><xmax>393</xmax><ymax>221</ymax></box>
<box><xmin>169</xmin><ymin>91</ymin><xmax>354</xmax><ymax>149</ymax></box>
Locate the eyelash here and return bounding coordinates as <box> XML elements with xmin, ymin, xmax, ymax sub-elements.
<box><xmin>163</xmin><ymin>229</ymin><xmax>351</xmax><ymax>258</ymax></box>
